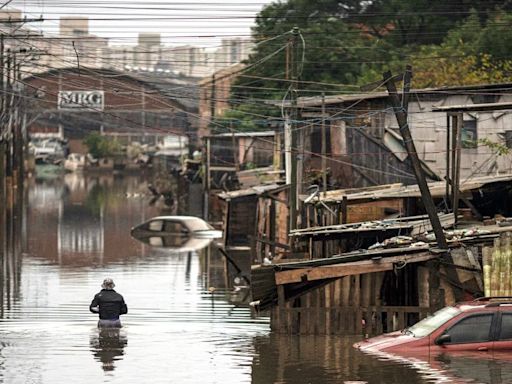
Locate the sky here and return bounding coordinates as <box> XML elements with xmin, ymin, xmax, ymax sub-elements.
<box><xmin>7</xmin><ymin>0</ymin><xmax>277</xmax><ymax>47</ymax></box>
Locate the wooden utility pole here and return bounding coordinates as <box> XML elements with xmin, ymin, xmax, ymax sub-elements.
<box><xmin>209</xmin><ymin>74</ymin><xmax>216</xmax><ymax>127</ymax></box>
<box><xmin>384</xmin><ymin>66</ymin><xmax>464</xmax><ymax>301</ymax></box>
<box><xmin>321</xmin><ymin>92</ymin><xmax>327</xmax><ymax>197</ymax></box>
<box><xmin>0</xmin><ymin>34</ymin><xmax>5</xmax><ymax>246</ymax></box>
<box><xmin>5</xmin><ymin>52</ymin><xmax>12</xmax><ymax>178</ymax></box>
<box><xmin>384</xmin><ymin>67</ymin><xmax>448</xmax><ymax>251</ymax></box>
<box><xmin>288</xmin><ymin>27</ymin><xmax>300</xmax><ymax>232</ymax></box>
<box><xmin>445</xmin><ymin>114</ymin><xmax>451</xmax><ymax>209</ymax></box>
<box><xmin>453</xmin><ymin>113</ymin><xmax>463</xmax><ymax>223</ymax></box>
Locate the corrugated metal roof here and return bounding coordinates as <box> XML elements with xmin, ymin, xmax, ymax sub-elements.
<box><xmin>274</xmin><ymin>83</ymin><xmax>512</xmax><ymax>108</ymax></box>
<box><xmin>206</xmin><ymin>131</ymin><xmax>277</xmax><ymax>138</ymax></box>
<box><xmin>302</xmin><ymin>174</ymin><xmax>512</xmax><ymax>204</ymax></box>
<box><xmin>218</xmin><ymin>183</ymin><xmax>284</xmax><ymax>200</ymax></box>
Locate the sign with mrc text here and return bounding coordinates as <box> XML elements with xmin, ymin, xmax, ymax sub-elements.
<box><xmin>58</xmin><ymin>90</ymin><xmax>104</xmax><ymax>110</ymax></box>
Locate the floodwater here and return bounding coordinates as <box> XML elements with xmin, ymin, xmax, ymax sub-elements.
<box><xmin>0</xmin><ymin>171</ymin><xmax>511</xmax><ymax>383</ymax></box>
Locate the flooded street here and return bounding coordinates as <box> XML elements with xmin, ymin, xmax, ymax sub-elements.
<box><xmin>0</xmin><ymin>172</ymin><xmax>510</xmax><ymax>384</ymax></box>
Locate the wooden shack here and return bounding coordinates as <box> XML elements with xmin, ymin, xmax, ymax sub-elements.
<box><xmin>288</xmin><ymin>83</ymin><xmax>512</xmax><ymax>189</ymax></box>
<box><xmin>217</xmin><ymin>184</ymin><xmax>289</xmax><ymax>285</ymax></box>
<box><xmin>251</xmin><ymin>175</ymin><xmax>512</xmax><ymax>335</ymax></box>
<box><xmin>203</xmin><ymin>131</ymin><xmax>283</xmax><ymax>222</ymax></box>
<box><xmin>299</xmin><ymin>175</ymin><xmax>512</xmax><ymax>258</ymax></box>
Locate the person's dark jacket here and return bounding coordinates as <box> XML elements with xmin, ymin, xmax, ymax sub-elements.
<box><xmin>89</xmin><ymin>289</ymin><xmax>128</xmax><ymax>320</ymax></box>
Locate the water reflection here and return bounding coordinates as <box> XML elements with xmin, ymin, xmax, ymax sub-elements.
<box><xmin>27</xmin><ymin>173</ymin><xmax>158</xmax><ymax>266</ymax></box>
<box><xmin>2</xmin><ymin>172</ymin><xmax>512</xmax><ymax>383</ymax></box>
<box><xmin>90</xmin><ymin>328</ymin><xmax>128</xmax><ymax>372</ymax></box>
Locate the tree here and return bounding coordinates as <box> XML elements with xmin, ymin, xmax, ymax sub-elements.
<box><xmin>224</xmin><ymin>0</ymin><xmax>512</xmax><ymax>129</ymax></box>
<box><xmin>83</xmin><ymin>132</ymin><xmax>122</xmax><ymax>159</ymax></box>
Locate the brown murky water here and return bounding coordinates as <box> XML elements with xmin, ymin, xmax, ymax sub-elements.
<box><xmin>1</xmin><ymin>171</ymin><xmax>511</xmax><ymax>383</ymax></box>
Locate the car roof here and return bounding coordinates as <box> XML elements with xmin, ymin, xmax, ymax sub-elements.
<box><xmin>455</xmin><ymin>297</ymin><xmax>512</xmax><ymax>312</ymax></box>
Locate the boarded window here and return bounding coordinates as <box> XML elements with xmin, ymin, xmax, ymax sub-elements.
<box><xmin>310</xmin><ymin>125</ymin><xmax>332</xmax><ymax>155</ymax></box>
<box><xmin>462</xmin><ymin>119</ymin><xmax>477</xmax><ymax>149</ymax></box>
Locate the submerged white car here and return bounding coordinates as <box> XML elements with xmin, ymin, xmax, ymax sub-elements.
<box><xmin>130</xmin><ymin>216</ymin><xmax>222</xmax><ymax>251</ymax></box>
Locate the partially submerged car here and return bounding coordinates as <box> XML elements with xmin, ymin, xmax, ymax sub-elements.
<box><xmin>130</xmin><ymin>216</ymin><xmax>222</xmax><ymax>251</ymax></box>
<box><xmin>354</xmin><ymin>297</ymin><xmax>512</xmax><ymax>354</ymax></box>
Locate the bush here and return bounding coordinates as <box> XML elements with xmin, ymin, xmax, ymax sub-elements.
<box><xmin>83</xmin><ymin>132</ymin><xmax>122</xmax><ymax>159</ymax></box>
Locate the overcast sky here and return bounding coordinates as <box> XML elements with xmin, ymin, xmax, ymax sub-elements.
<box><xmin>8</xmin><ymin>0</ymin><xmax>276</xmax><ymax>47</ymax></box>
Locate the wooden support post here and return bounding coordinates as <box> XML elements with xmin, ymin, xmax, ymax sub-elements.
<box><xmin>450</xmin><ymin>114</ymin><xmax>457</xmax><ymax>214</ymax></box>
<box><xmin>203</xmin><ymin>137</ymin><xmax>210</xmax><ymax>220</ymax></box>
<box><xmin>341</xmin><ymin>196</ymin><xmax>348</xmax><ymax>224</ymax></box>
<box><xmin>289</xmin><ymin>27</ymin><xmax>300</xmax><ymax>233</ymax></box>
<box><xmin>427</xmin><ymin>260</ymin><xmax>444</xmax><ymax>311</ymax></box>
<box><xmin>453</xmin><ymin>112</ymin><xmax>463</xmax><ymax>224</ymax></box>
<box><xmin>445</xmin><ymin>114</ymin><xmax>451</xmax><ymax>210</ymax></box>
<box><xmin>321</xmin><ymin>92</ymin><xmax>327</xmax><ymax>196</ymax></box>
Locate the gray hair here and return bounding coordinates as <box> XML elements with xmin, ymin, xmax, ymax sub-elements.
<box><xmin>101</xmin><ymin>278</ymin><xmax>115</xmax><ymax>289</ymax></box>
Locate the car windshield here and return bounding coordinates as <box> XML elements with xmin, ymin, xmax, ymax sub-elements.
<box><xmin>407</xmin><ymin>306</ymin><xmax>462</xmax><ymax>337</ymax></box>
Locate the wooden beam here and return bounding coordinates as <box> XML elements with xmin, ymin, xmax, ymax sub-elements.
<box><xmin>275</xmin><ymin>251</ymin><xmax>436</xmax><ymax>285</ymax></box>
<box><xmin>384</xmin><ymin>67</ymin><xmax>449</xmax><ymax>251</ymax></box>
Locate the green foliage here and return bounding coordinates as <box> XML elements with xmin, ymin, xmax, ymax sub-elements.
<box><xmin>83</xmin><ymin>132</ymin><xmax>122</xmax><ymax>159</ymax></box>
<box><xmin>226</xmin><ymin>1</ymin><xmax>512</xmax><ymax>125</ymax></box>
<box><xmin>478</xmin><ymin>138</ymin><xmax>510</xmax><ymax>156</ymax></box>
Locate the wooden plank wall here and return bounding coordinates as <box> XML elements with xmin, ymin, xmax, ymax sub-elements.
<box><xmin>347</xmin><ymin>126</ymin><xmax>414</xmax><ymax>187</ymax></box>
<box><xmin>271</xmin><ymin>270</ymin><xmax>430</xmax><ymax>335</ymax></box>
<box><xmin>227</xmin><ymin>196</ymin><xmax>257</xmax><ymax>246</ymax></box>
<box><xmin>255</xmin><ymin>190</ymin><xmax>290</xmax><ymax>262</ymax></box>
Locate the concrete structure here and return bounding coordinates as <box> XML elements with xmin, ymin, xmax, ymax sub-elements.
<box><xmin>1</xmin><ymin>9</ymin><xmax>252</xmax><ymax>79</ymax></box>
<box><xmin>59</xmin><ymin>17</ymin><xmax>89</xmax><ymax>37</ymax></box>
<box><xmin>23</xmin><ymin>68</ymin><xmax>198</xmax><ymax>153</ymax></box>
<box><xmin>197</xmin><ymin>63</ymin><xmax>244</xmax><ymax>138</ymax></box>
<box><xmin>213</xmin><ymin>38</ymin><xmax>253</xmax><ymax>71</ymax></box>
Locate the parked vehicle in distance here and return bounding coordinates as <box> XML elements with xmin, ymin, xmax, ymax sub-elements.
<box><xmin>63</xmin><ymin>153</ymin><xmax>86</xmax><ymax>172</ymax></box>
<box><xmin>131</xmin><ymin>216</ymin><xmax>222</xmax><ymax>241</ymax></box>
<box><xmin>29</xmin><ymin>137</ymin><xmax>67</xmax><ymax>164</ymax></box>
<box><xmin>354</xmin><ymin>297</ymin><xmax>512</xmax><ymax>354</ymax></box>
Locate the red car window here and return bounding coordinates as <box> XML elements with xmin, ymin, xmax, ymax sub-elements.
<box><xmin>444</xmin><ymin>314</ymin><xmax>493</xmax><ymax>344</ymax></box>
<box><xmin>498</xmin><ymin>313</ymin><xmax>512</xmax><ymax>340</ymax></box>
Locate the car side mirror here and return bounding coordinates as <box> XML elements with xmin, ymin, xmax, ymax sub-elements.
<box><xmin>436</xmin><ymin>334</ymin><xmax>451</xmax><ymax>345</ymax></box>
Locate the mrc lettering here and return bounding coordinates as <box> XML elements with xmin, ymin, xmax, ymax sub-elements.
<box><xmin>59</xmin><ymin>91</ymin><xmax>104</xmax><ymax>109</ymax></box>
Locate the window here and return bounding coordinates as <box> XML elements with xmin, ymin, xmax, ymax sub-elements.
<box><xmin>163</xmin><ymin>221</ymin><xmax>187</xmax><ymax>234</ymax></box>
<box><xmin>499</xmin><ymin>313</ymin><xmax>512</xmax><ymax>340</ymax></box>
<box><xmin>505</xmin><ymin>131</ymin><xmax>512</xmax><ymax>149</ymax></box>
<box><xmin>408</xmin><ymin>306</ymin><xmax>461</xmax><ymax>337</ymax></box>
<box><xmin>462</xmin><ymin>119</ymin><xmax>477</xmax><ymax>148</ymax></box>
<box><xmin>148</xmin><ymin>220</ymin><xmax>163</xmax><ymax>231</ymax></box>
<box><xmin>445</xmin><ymin>314</ymin><xmax>493</xmax><ymax>343</ymax></box>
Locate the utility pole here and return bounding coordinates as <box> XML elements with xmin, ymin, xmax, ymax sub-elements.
<box><xmin>288</xmin><ymin>26</ymin><xmax>300</xmax><ymax>233</ymax></box>
<box><xmin>203</xmin><ymin>74</ymin><xmax>216</xmax><ymax>220</ymax></box>
<box><xmin>384</xmin><ymin>66</ymin><xmax>464</xmax><ymax>301</ymax></box>
<box><xmin>452</xmin><ymin>113</ymin><xmax>463</xmax><ymax>224</ymax></box>
<box><xmin>209</xmin><ymin>74</ymin><xmax>216</xmax><ymax>130</ymax></box>
<box><xmin>384</xmin><ymin>66</ymin><xmax>448</xmax><ymax>251</ymax></box>
<box><xmin>0</xmin><ymin>34</ymin><xmax>5</xmax><ymax>256</ymax></box>
<box><xmin>0</xmin><ymin>34</ymin><xmax>5</xmax><ymax>194</ymax></box>
<box><xmin>5</xmin><ymin>51</ymin><xmax>12</xmax><ymax>178</ymax></box>
<box><xmin>321</xmin><ymin>92</ymin><xmax>327</xmax><ymax>197</ymax></box>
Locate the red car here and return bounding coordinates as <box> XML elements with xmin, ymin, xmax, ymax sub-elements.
<box><xmin>354</xmin><ymin>297</ymin><xmax>512</xmax><ymax>355</ymax></box>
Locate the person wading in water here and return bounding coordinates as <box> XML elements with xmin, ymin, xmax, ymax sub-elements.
<box><xmin>90</xmin><ymin>278</ymin><xmax>128</xmax><ymax>328</ymax></box>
